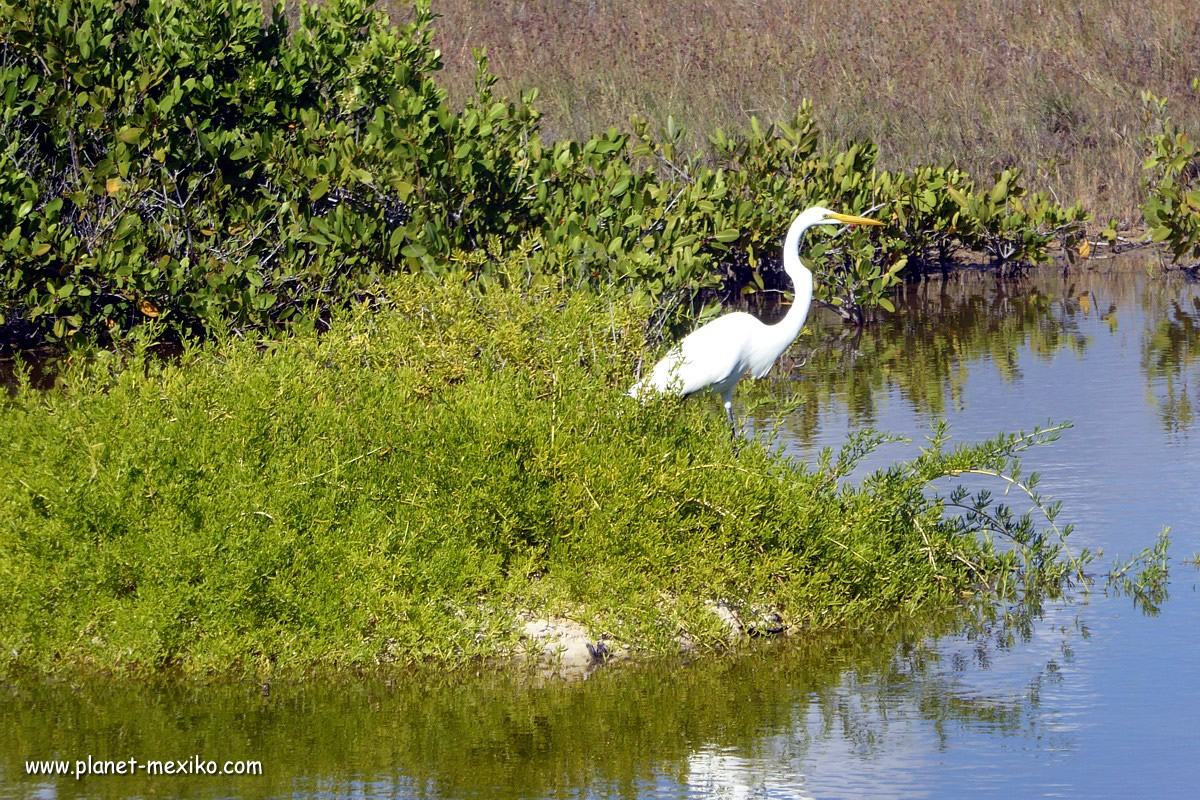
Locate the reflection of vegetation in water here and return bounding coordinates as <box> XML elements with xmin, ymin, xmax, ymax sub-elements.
<box><xmin>807</xmin><ymin>595</ymin><xmax>1087</xmax><ymax>762</ymax></box>
<box><xmin>1141</xmin><ymin>296</ymin><xmax>1200</xmax><ymax>434</ymax></box>
<box><xmin>747</xmin><ymin>265</ymin><xmax>1200</xmax><ymax>441</ymax></box>
<box><xmin>1</xmin><ymin>604</ymin><xmax>1077</xmax><ymax>800</ymax></box>
<box><xmin>753</xmin><ymin>272</ymin><xmax>1090</xmax><ymax>446</ymax></box>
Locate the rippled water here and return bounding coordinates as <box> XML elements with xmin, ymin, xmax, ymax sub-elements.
<box><xmin>3</xmin><ymin>262</ymin><xmax>1198</xmax><ymax>799</ymax></box>
<box><xmin>751</xmin><ymin>263</ymin><xmax>1200</xmax><ymax>798</ymax></box>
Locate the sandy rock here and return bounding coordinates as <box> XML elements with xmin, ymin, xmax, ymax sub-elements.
<box><xmin>676</xmin><ymin>632</ymin><xmax>698</xmax><ymax>656</ymax></box>
<box><xmin>703</xmin><ymin>601</ymin><xmax>788</xmax><ymax>642</ymax></box>
<box><xmin>705</xmin><ymin>600</ymin><xmax>744</xmax><ymax>642</ymax></box>
<box><xmin>519</xmin><ymin>616</ymin><xmax>613</xmax><ymax>676</ymax></box>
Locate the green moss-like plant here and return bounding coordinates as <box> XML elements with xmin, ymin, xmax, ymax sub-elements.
<box><xmin>0</xmin><ymin>274</ymin><xmax>1084</xmax><ymax>675</ymax></box>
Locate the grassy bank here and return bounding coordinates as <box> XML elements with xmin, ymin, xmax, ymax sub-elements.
<box><xmin>0</xmin><ymin>276</ymin><xmax>1077</xmax><ymax>676</ymax></box>
<box><xmin>428</xmin><ymin>0</ymin><xmax>1200</xmax><ymax>222</ymax></box>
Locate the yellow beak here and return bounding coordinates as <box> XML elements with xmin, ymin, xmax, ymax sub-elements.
<box><xmin>828</xmin><ymin>212</ymin><xmax>884</xmax><ymax>226</ymax></box>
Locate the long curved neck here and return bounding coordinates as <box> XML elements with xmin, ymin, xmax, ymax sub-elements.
<box><xmin>767</xmin><ymin>214</ymin><xmax>816</xmax><ymax>349</ymax></box>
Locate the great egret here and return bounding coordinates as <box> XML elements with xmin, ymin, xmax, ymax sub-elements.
<box><xmin>628</xmin><ymin>206</ymin><xmax>883</xmax><ymax>423</ymax></box>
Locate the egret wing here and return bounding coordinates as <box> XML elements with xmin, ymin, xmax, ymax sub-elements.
<box><xmin>647</xmin><ymin>314</ymin><xmax>760</xmax><ymax>396</ymax></box>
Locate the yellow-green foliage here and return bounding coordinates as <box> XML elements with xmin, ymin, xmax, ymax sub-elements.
<box><xmin>0</xmin><ymin>275</ymin><xmax>1074</xmax><ymax>675</ymax></box>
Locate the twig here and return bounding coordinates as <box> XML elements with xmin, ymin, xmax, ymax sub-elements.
<box><xmin>943</xmin><ymin>466</ymin><xmax>1075</xmax><ymax>564</ymax></box>
<box><xmin>915</xmin><ymin>516</ymin><xmax>937</xmax><ymax>569</ymax></box>
<box><xmin>294</xmin><ymin>445</ymin><xmax>388</xmax><ymax>486</ymax></box>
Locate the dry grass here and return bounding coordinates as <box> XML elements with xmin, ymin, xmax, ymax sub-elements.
<box><xmin>417</xmin><ymin>0</ymin><xmax>1200</xmax><ymax>222</ymax></box>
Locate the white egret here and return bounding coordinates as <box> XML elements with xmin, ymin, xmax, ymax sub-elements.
<box><xmin>628</xmin><ymin>206</ymin><xmax>883</xmax><ymax>423</ymax></box>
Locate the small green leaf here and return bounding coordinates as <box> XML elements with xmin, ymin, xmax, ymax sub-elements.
<box><xmin>989</xmin><ymin>177</ymin><xmax>1009</xmax><ymax>204</ymax></box>
<box><xmin>391</xmin><ymin>180</ymin><xmax>414</xmax><ymax>201</ymax></box>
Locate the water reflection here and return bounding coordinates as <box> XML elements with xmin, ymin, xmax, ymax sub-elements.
<box><xmin>750</xmin><ymin>264</ymin><xmax>1200</xmax><ymax>444</ymax></box>
<box><xmin>1141</xmin><ymin>295</ymin><xmax>1200</xmax><ymax>434</ymax></box>
<box><xmin>0</xmin><ymin>604</ymin><xmax>1075</xmax><ymax>800</ymax></box>
<box><xmin>685</xmin><ymin>746</ymin><xmax>813</xmax><ymax>799</ymax></box>
<box><xmin>756</xmin><ymin>259</ymin><xmax>1200</xmax><ymax>798</ymax></box>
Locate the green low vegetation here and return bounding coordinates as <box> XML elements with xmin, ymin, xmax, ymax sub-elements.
<box><xmin>0</xmin><ymin>277</ymin><xmax>1084</xmax><ymax>675</ymax></box>
<box><xmin>0</xmin><ymin>0</ymin><xmax>1112</xmax><ymax>679</ymax></box>
<box><xmin>1</xmin><ymin>0</ymin><xmax>1088</xmax><ymax>351</ymax></box>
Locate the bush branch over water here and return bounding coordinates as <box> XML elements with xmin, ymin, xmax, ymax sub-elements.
<box><xmin>1</xmin><ymin>0</ymin><xmax>1088</xmax><ymax>349</ymax></box>
<box><xmin>0</xmin><ymin>276</ymin><xmax>1088</xmax><ymax>675</ymax></box>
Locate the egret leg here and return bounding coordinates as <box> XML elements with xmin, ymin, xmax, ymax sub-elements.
<box><xmin>722</xmin><ymin>392</ymin><xmax>738</xmax><ymax>442</ymax></box>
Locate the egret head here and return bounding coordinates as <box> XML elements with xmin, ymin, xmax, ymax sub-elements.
<box><xmin>801</xmin><ymin>205</ymin><xmax>885</xmax><ymax>232</ymax></box>
<box><xmin>782</xmin><ymin>206</ymin><xmax>885</xmax><ymax>278</ymax></box>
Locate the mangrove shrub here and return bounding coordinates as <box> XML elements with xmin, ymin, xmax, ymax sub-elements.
<box><xmin>1139</xmin><ymin>88</ymin><xmax>1200</xmax><ymax>266</ymax></box>
<box><xmin>0</xmin><ymin>0</ymin><xmax>1088</xmax><ymax>349</ymax></box>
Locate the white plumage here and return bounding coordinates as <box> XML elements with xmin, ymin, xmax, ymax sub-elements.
<box><xmin>628</xmin><ymin>206</ymin><xmax>882</xmax><ymax>423</ymax></box>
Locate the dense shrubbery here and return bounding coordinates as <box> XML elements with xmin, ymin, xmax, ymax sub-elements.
<box><xmin>1138</xmin><ymin>88</ymin><xmax>1200</xmax><ymax>267</ymax></box>
<box><xmin>1</xmin><ymin>0</ymin><xmax>478</xmax><ymax>347</ymax></box>
<box><xmin>0</xmin><ymin>0</ymin><xmax>1088</xmax><ymax>349</ymax></box>
<box><xmin>0</xmin><ymin>276</ymin><xmax>1081</xmax><ymax>674</ymax></box>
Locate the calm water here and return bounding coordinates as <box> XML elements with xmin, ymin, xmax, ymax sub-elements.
<box><xmin>3</xmin><ymin>263</ymin><xmax>1199</xmax><ymax>799</ymax></box>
